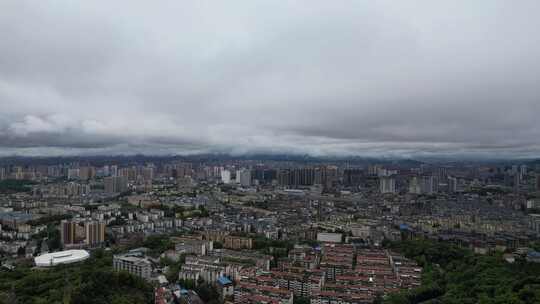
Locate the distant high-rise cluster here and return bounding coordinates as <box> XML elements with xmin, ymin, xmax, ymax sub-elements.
<box><xmin>1</xmin><ymin>155</ymin><xmax>540</xmax><ymax>303</ymax></box>
<box><xmin>277</xmin><ymin>166</ymin><xmax>338</xmax><ymax>189</ymax></box>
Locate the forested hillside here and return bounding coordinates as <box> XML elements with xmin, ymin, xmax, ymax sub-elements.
<box><xmin>383</xmin><ymin>240</ymin><xmax>540</xmax><ymax>304</ymax></box>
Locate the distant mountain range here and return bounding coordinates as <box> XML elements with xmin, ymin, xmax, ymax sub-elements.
<box><xmin>0</xmin><ymin>153</ymin><xmax>535</xmax><ymax>166</ymax></box>
<box><xmin>0</xmin><ymin>153</ymin><xmax>423</xmax><ymax>166</ymax></box>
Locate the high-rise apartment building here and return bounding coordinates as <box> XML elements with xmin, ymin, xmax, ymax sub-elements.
<box><xmin>253</xmin><ymin>168</ymin><xmax>277</xmax><ymax>185</ymax></box>
<box><xmin>368</xmin><ymin>165</ymin><xmax>382</xmax><ymax>176</ymax></box>
<box><xmin>173</xmin><ymin>162</ymin><xmax>193</xmax><ymax>178</ymax></box>
<box><xmin>61</xmin><ymin>220</ymin><xmax>106</xmax><ymax>248</ymax></box>
<box><xmin>141</xmin><ymin>166</ymin><xmax>154</xmax><ymax>181</ymax></box>
<box><xmin>379</xmin><ymin>176</ymin><xmax>396</xmax><ymax>194</ymax></box>
<box><xmin>67</xmin><ymin>168</ymin><xmax>80</xmax><ymax>180</ymax></box>
<box><xmin>447</xmin><ymin>176</ymin><xmax>458</xmax><ymax>193</ymax></box>
<box><xmin>221</xmin><ymin>169</ymin><xmax>231</xmax><ymax>184</ymax></box>
<box><xmin>104</xmin><ymin>176</ymin><xmax>128</xmax><ymax>193</ymax></box>
<box><xmin>409</xmin><ymin>176</ymin><xmax>421</xmax><ymax>194</ymax></box>
<box><xmin>343</xmin><ymin>168</ymin><xmax>364</xmax><ymax>187</ymax></box>
<box><xmin>61</xmin><ymin>220</ymin><xmax>76</xmax><ymax>246</ymax></box>
<box><xmin>420</xmin><ymin>175</ymin><xmax>438</xmax><ymax>194</ymax></box>
<box><xmin>110</xmin><ymin>165</ymin><xmax>118</xmax><ymax>177</ymax></box>
<box><xmin>236</xmin><ymin>169</ymin><xmax>251</xmax><ymax>187</ymax></box>
<box><xmin>79</xmin><ymin>166</ymin><xmax>96</xmax><ymax>180</ymax></box>
<box><xmin>278</xmin><ymin>168</ymin><xmax>315</xmax><ymax>187</ymax></box>
<box><xmin>85</xmin><ymin>221</ymin><xmax>106</xmax><ymax>246</ymax></box>
<box><xmin>520</xmin><ymin>165</ymin><xmax>527</xmax><ymax>182</ymax></box>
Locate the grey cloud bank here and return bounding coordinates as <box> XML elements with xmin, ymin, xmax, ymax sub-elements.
<box><xmin>1</xmin><ymin>1</ymin><xmax>540</xmax><ymax>158</ymax></box>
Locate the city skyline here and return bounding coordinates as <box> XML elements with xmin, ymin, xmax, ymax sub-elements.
<box><xmin>1</xmin><ymin>1</ymin><xmax>540</xmax><ymax>158</ymax></box>
<box><xmin>1</xmin><ymin>145</ymin><xmax>540</xmax><ymax>302</ymax></box>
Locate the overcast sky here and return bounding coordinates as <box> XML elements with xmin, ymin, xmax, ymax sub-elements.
<box><xmin>1</xmin><ymin>1</ymin><xmax>539</xmax><ymax>158</ymax></box>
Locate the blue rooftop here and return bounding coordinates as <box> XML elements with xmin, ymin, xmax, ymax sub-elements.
<box><xmin>528</xmin><ymin>251</ymin><xmax>540</xmax><ymax>258</ymax></box>
<box><xmin>399</xmin><ymin>223</ymin><xmax>411</xmax><ymax>231</ymax></box>
<box><xmin>217</xmin><ymin>276</ymin><xmax>232</xmax><ymax>285</ymax></box>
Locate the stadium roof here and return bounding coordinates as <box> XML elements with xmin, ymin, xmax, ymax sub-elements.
<box><xmin>34</xmin><ymin>250</ymin><xmax>90</xmax><ymax>267</ymax></box>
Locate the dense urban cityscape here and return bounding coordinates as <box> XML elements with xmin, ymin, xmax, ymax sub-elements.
<box><xmin>0</xmin><ymin>156</ymin><xmax>539</xmax><ymax>303</ymax></box>
<box><xmin>3</xmin><ymin>1</ymin><xmax>540</xmax><ymax>303</ymax></box>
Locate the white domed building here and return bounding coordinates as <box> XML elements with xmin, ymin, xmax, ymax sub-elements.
<box><xmin>34</xmin><ymin>250</ymin><xmax>90</xmax><ymax>267</ymax></box>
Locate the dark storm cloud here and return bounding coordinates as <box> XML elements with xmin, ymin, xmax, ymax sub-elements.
<box><xmin>1</xmin><ymin>0</ymin><xmax>540</xmax><ymax>157</ymax></box>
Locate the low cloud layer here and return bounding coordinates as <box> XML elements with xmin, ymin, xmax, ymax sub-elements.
<box><xmin>1</xmin><ymin>1</ymin><xmax>540</xmax><ymax>158</ymax></box>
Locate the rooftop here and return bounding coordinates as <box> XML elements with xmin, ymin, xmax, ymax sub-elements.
<box><xmin>34</xmin><ymin>250</ymin><xmax>90</xmax><ymax>267</ymax></box>
<box><xmin>217</xmin><ymin>276</ymin><xmax>232</xmax><ymax>286</ymax></box>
